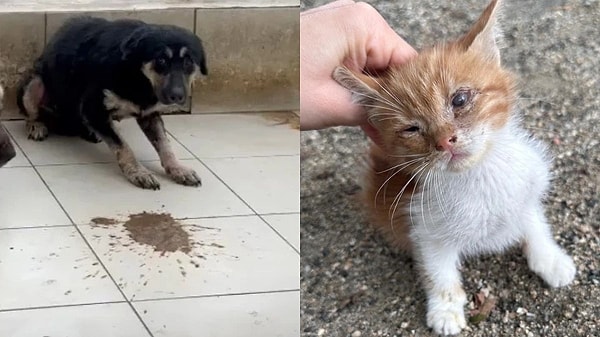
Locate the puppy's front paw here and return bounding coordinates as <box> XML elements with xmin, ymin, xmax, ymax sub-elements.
<box><xmin>26</xmin><ymin>121</ymin><xmax>48</xmax><ymax>141</ymax></box>
<box><xmin>426</xmin><ymin>288</ymin><xmax>467</xmax><ymax>336</ymax></box>
<box><xmin>528</xmin><ymin>247</ymin><xmax>575</xmax><ymax>288</ymax></box>
<box><xmin>166</xmin><ymin>165</ymin><xmax>201</xmax><ymax>187</ymax></box>
<box><xmin>125</xmin><ymin>168</ymin><xmax>160</xmax><ymax>190</ymax></box>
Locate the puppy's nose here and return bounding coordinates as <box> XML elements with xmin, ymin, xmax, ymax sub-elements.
<box><xmin>167</xmin><ymin>87</ymin><xmax>186</xmax><ymax>105</ymax></box>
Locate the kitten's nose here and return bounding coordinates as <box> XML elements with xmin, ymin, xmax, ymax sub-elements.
<box><xmin>435</xmin><ymin>135</ymin><xmax>457</xmax><ymax>152</ymax></box>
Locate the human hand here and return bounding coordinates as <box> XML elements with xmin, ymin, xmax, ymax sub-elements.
<box><xmin>300</xmin><ymin>0</ymin><xmax>417</xmax><ymax>135</ymax></box>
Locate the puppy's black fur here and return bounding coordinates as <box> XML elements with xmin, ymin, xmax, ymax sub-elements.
<box><xmin>18</xmin><ymin>17</ymin><xmax>207</xmax><ymax>189</ymax></box>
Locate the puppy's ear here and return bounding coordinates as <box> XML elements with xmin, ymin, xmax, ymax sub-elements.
<box><xmin>192</xmin><ymin>39</ymin><xmax>208</xmax><ymax>76</ymax></box>
<box><xmin>199</xmin><ymin>55</ymin><xmax>208</xmax><ymax>76</ymax></box>
<box><xmin>120</xmin><ymin>28</ymin><xmax>144</xmax><ymax>61</ymax></box>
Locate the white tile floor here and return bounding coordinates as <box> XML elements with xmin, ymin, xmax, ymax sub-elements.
<box><xmin>0</xmin><ymin>113</ymin><xmax>299</xmax><ymax>337</ymax></box>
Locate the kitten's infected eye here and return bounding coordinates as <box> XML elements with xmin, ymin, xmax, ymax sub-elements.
<box><xmin>397</xmin><ymin>125</ymin><xmax>421</xmax><ymax>137</ymax></box>
<box><xmin>451</xmin><ymin>90</ymin><xmax>471</xmax><ymax>108</ymax></box>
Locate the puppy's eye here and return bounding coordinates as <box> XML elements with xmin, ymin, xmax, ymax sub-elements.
<box><xmin>451</xmin><ymin>90</ymin><xmax>471</xmax><ymax>108</ymax></box>
<box><xmin>183</xmin><ymin>57</ymin><xmax>194</xmax><ymax>73</ymax></box>
<box><xmin>156</xmin><ymin>57</ymin><xmax>167</xmax><ymax>67</ymax></box>
<box><xmin>404</xmin><ymin>126</ymin><xmax>420</xmax><ymax>132</ymax></box>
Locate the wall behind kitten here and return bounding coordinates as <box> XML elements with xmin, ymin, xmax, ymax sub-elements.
<box><xmin>300</xmin><ymin>0</ymin><xmax>599</xmax><ymax>336</ymax></box>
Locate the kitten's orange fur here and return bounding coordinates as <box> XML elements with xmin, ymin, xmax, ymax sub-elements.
<box><xmin>334</xmin><ymin>1</ymin><xmax>575</xmax><ymax>335</ymax></box>
<box><xmin>336</xmin><ymin>0</ymin><xmax>516</xmax><ymax>251</ymax></box>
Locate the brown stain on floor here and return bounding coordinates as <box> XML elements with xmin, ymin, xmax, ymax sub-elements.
<box><xmin>91</xmin><ymin>217</ymin><xmax>118</xmax><ymax>226</ymax></box>
<box><xmin>257</xmin><ymin>111</ymin><xmax>299</xmax><ymax>130</ymax></box>
<box><xmin>123</xmin><ymin>212</ymin><xmax>192</xmax><ymax>256</ymax></box>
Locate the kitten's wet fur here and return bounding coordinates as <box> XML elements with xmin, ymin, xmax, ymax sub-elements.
<box><xmin>333</xmin><ymin>0</ymin><xmax>575</xmax><ymax>335</ymax></box>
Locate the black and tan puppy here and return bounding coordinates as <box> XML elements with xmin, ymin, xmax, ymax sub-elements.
<box><xmin>17</xmin><ymin>17</ymin><xmax>207</xmax><ymax>189</ymax></box>
<box><xmin>0</xmin><ymin>85</ymin><xmax>16</xmax><ymax>167</ymax></box>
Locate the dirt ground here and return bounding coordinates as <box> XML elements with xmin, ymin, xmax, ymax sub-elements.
<box><xmin>300</xmin><ymin>0</ymin><xmax>599</xmax><ymax>336</ymax></box>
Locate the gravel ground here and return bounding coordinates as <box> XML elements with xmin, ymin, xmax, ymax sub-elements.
<box><xmin>300</xmin><ymin>1</ymin><xmax>600</xmax><ymax>336</ymax></box>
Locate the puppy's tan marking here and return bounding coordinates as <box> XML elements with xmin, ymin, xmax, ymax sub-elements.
<box><xmin>103</xmin><ymin>89</ymin><xmax>141</xmax><ymax>120</ymax></box>
<box><xmin>21</xmin><ymin>76</ymin><xmax>49</xmax><ymax>141</ymax></box>
<box><xmin>165</xmin><ymin>47</ymin><xmax>173</xmax><ymax>58</ymax></box>
<box><xmin>104</xmin><ymin>89</ymin><xmax>183</xmax><ymax>118</ymax></box>
<box><xmin>142</xmin><ymin>62</ymin><xmax>160</xmax><ymax>89</ymax></box>
<box><xmin>179</xmin><ymin>47</ymin><xmax>188</xmax><ymax>58</ymax></box>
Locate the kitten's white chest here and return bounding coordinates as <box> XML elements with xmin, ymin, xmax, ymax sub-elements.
<box><xmin>410</xmin><ymin>129</ymin><xmax>551</xmax><ymax>255</ymax></box>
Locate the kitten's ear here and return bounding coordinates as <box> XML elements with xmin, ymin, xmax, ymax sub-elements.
<box><xmin>333</xmin><ymin>66</ymin><xmax>379</xmax><ymax>105</ymax></box>
<box><xmin>458</xmin><ymin>0</ymin><xmax>503</xmax><ymax>65</ymax></box>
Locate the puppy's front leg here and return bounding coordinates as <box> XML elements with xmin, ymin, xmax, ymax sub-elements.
<box><xmin>137</xmin><ymin>113</ymin><xmax>201</xmax><ymax>187</ymax></box>
<box><xmin>82</xmin><ymin>100</ymin><xmax>160</xmax><ymax>190</ymax></box>
<box><xmin>415</xmin><ymin>240</ymin><xmax>467</xmax><ymax>336</ymax></box>
<box><xmin>100</xmin><ymin>122</ymin><xmax>160</xmax><ymax>190</ymax></box>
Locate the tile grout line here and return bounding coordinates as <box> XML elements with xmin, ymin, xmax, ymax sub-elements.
<box><xmin>131</xmin><ymin>288</ymin><xmax>301</xmax><ymax>304</ymax></box>
<box><xmin>0</xmin><ymin>288</ymin><xmax>301</xmax><ymax>314</ymax></box>
<box><xmin>0</xmin><ymin>211</ymin><xmax>299</xmax><ymax>231</ymax></box>
<box><xmin>0</xmin><ymin>224</ymin><xmax>74</xmax><ymax>231</ymax></box>
<box><xmin>0</xmin><ymin>154</ymin><xmax>298</xmax><ymax>169</ymax></box>
<box><xmin>167</xmin><ymin>131</ymin><xmax>300</xmax><ymax>255</ymax></box>
<box><xmin>0</xmin><ymin>300</ymin><xmax>128</xmax><ymax>314</ymax></box>
<box><xmin>9</xmin><ymin>140</ymin><xmax>157</xmax><ymax>337</ymax></box>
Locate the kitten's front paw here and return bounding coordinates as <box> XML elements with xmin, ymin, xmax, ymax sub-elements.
<box><xmin>426</xmin><ymin>290</ymin><xmax>467</xmax><ymax>336</ymax></box>
<box><xmin>427</xmin><ymin>306</ymin><xmax>466</xmax><ymax>336</ymax></box>
<box><xmin>166</xmin><ymin>165</ymin><xmax>202</xmax><ymax>187</ymax></box>
<box><xmin>528</xmin><ymin>248</ymin><xmax>575</xmax><ymax>288</ymax></box>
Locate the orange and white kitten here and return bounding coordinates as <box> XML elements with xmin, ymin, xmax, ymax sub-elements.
<box><xmin>333</xmin><ymin>0</ymin><xmax>575</xmax><ymax>335</ymax></box>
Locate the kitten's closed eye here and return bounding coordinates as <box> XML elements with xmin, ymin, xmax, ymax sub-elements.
<box><xmin>397</xmin><ymin>125</ymin><xmax>421</xmax><ymax>138</ymax></box>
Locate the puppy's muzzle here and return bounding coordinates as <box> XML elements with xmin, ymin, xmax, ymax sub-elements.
<box><xmin>161</xmin><ymin>73</ymin><xmax>187</xmax><ymax>105</ymax></box>
<box><xmin>0</xmin><ymin>124</ymin><xmax>16</xmax><ymax>167</ymax></box>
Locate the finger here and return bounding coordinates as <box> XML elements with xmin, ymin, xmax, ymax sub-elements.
<box><xmin>301</xmin><ymin>83</ymin><xmax>365</xmax><ymax>130</ymax></box>
<box><xmin>356</xmin><ymin>3</ymin><xmax>417</xmax><ymax>70</ymax></box>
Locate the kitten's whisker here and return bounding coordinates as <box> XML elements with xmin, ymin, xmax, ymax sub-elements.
<box><xmin>421</xmin><ymin>168</ymin><xmax>433</xmax><ymax>233</ymax></box>
<box><xmin>389</xmin><ymin>162</ymin><xmax>427</xmax><ymax>227</ymax></box>
<box><xmin>375</xmin><ymin>158</ymin><xmax>425</xmax><ymax>210</ymax></box>
<box><xmin>347</xmin><ymin>89</ymin><xmax>398</xmax><ymax>110</ymax></box>
<box><xmin>433</xmin><ymin>171</ymin><xmax>449</xmax><ymax>221</ymax></box>
<box><xmin>364</xmin><ymin>71</ymin><xmax>406</xmax><ymax>112</ymax></box>
<box><xmin>375</xmin><ymin>116</ymin><xmax>403</xmax><ymax>123</ymax></box>
<box><xmin>376</xmin><ymin>157</ymin><xmax>424</xmax><ymax>174</ymax></box>
<box><xmin>409</xmin><ymin>166</ymin><xmax>428</xmax><ymax>232</ymax></box>
<box><xmin>387</xmin><ymin>153</ymin><xmax>428</xmax><ymax>159</ymax></box>
<box><xmin>362</xmin><ymin>104</ymin><xmax>398</xmax><ymax>113</ymax></box>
